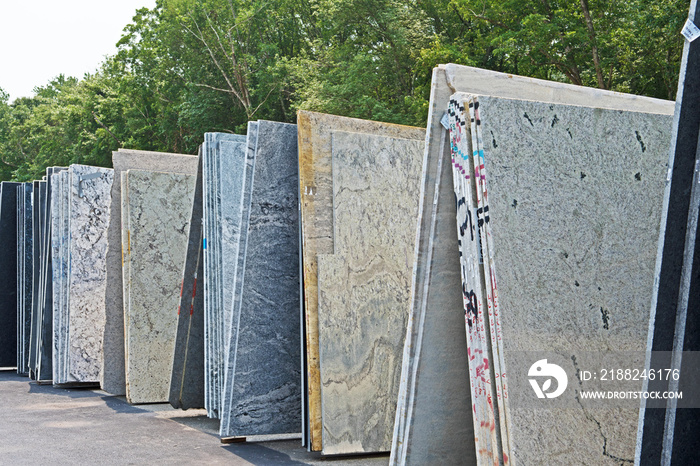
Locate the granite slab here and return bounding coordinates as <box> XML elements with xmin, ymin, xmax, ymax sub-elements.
<box><xmin>20</xmin><ymin>183</ymin><xmax>34</xmax><ymax>376</ymax></box>
<box><xmin>314</xmin><ymin>131</ymin><xmax>423</xmax><ymax>455</ymax></box>
<box><xmin>28</xmin><ymin>180</ymin><xmax>46</xmax><ymax>380</ymax></box>
<box><xmin>463</xmin><ymin>96</ymin><xmax>671</xmax><ymax>465</ymax></box>
<box><xmin>55</xmin><ymin>170</ymin><xmax>71</xmax><ymax>383</ymax></box>
<box><xmin>201</xmin><ymin>132</ymin><xmax>246</xmax><ymax>418</ymax></box>
<box><xmin>170</xmin><ymin>148</ymin><xmax>206</xmax><ymax>410</ymax></box>
<box><xmin>297</xmin><ymin>111</ymin><xmax>424</xmax><ymax>451</ymax></box>
<box><xmin>220</xmin><ymin>121</ymin><xmax>301</xmax><ymax>438</ymax></box>
<box><xmin>16</xmin><ymin>184</ymin><xmax>31</xmax><ymax>374</ymax></box>
<box><xmin>0</xmin><ymin>182</ymin><xmax>20</xmax><ymax>367</ymax></box>
<box><xmin>123</xmin><ymin>169</ymin><xmax>195</xmax><ymax>404</ymax></box>
<box><xmin>390</xmin><ymin>64</ymin><xmax>676</xmax><ymax>466</ymax></box>
<box><xmin>103</xmin><ymin>150</ymin><xmax>198</xmax><ymax>395</ymax></box>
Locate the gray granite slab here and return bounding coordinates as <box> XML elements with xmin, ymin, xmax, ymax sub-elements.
<box><xmin>50</xmin><ymin>172</ymin><xmax>62</xmax><ymax>379</ymax></box>
<box><xmin>67</xmin><ymin>165</ymin><xmax>114</xmax><ymax>383</ymax></box>
<box><xmin>201</xmin><ymin>132</ymin><xmax>246</xmax><ymax>418</ymax></box>
<box><xmin>461</xmin><ymin>95</ymin><xmax>671</xmax><ymax>465</ymax></box>
<box><xmin>20</xmin><ymin>182</ymin><xmax>34</xmax><ymax>376</ymax></box>
<box><xmin>103</xmin><ymin>150</ymin><xmax>198</xmax><ymax>395</ymax></box>
<box><xmin>0</xmin><ymin>182</ymin><xmax>20</xmax><ymax>367</ymax></box>
<box><xmin>28</xmin><ymin>180</ymin><xmax>45</xmax><ymax>380</ymax></box>
<box><xmin>314</xmin><ymin>132</ymin><xmax>422</xmax><ymax>455</ymax></box>
<box><xmin>170</xmin><ymin>148</ymin><xmax>206</xmax><ymax>410</ymax></box>
<box><xmin>123</xmin><ymin>169</ymin><xmax>195</xmax><ymax>404</ymax></box>
<box><xmin>219</xmin><ymin>121</ymin><xmax>301</xmax><ymax>438</ymax></box>
<box><xmin>56</xmin><ymin>171</ymin><xmax>71</xmax><ymax>383</ymax></box>
<box><xmin>391</xmin><ymin>65</ymin><xmax>676</xmax><ymax>466</ymax></box>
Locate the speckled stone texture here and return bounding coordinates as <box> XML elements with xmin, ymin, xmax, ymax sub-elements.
<box><xmin>315</xmin><ymin>132</ymin><xmax>423</xmax><ymax>455</ymax></box>
<box><xmin>123</xmin><ymin>169</ymin><xmax>195</xmax><ymax>404</ymax></box>
<box><xmin>391</xmin><ymin>65</ymin><xmax>676</xmax><ymax>466</ymax></box>
<box><xmin>66</xmin><ymin>166</ymin><xmax>114</xmax><ymax>383</ymax></box>
<box><xmin>16</xmin><ymin>183</ymin><xmax>34</xmax><ymax>375</ymax></box>
<box><xmin>470</xmin><ymin>96</ymin><xmax>671</xmax><ymax>465</ymax></box>
<box><xmin>170</xmin><ymin>149</ymin><xmax>206</xmax><ymax>410</ymax></box>
<box><xmin>103</xmin><ymin>150</ymin><xmax>198</xmax><ymax>396</ymax></box>
<box><xmin>54</xmin><ymin>171</ymin><xmax>71</xmax><ymax>384</ymax></box>
<box><xmin>297</xmin><ymin>111</ymin><xmax>424</xmax><ymax>451</ymax></box>
<box><xmin>0</xmin><ymin>182</ymin><xmax>20</xmax><ymax>367</ymax></box>
<box><xmin>201</xmin><ymin>133</ymin><xmax>246</xmax><ymax>418</ymax></box>
<box><xmin>219</xmin><ymin>121</ymin><xmax>301</xmax><ymax>438</ymax></box>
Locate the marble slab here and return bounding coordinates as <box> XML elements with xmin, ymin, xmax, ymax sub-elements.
<box><xmin>103</xmin><ymin>150</ymin><xmax>198</xmax><ymax>395</ymax></box>
<box><xmin>170</xmin><ymin>148</ymin><xmax>206</xmax><ymax>410</ymax></box>
<box><xmin>220</xmin><ymin>121</ymin><xmax>301</xmax><ymax>438</ymax></box>
<box><xmin>201</xmin><ymin>132</ymin><xmax>246</xmax><ymax>418</ymax></box>
<box><xmin>314</xmin><ymin>131</ymin><xmax>423</xmax><ymax>455</ymax></box>
<box><xmin>390</xmin><ymin>64</ymin><xmax>676</xmax><ymax>466</ymax></box>
<box><xmin>0</xmin><ymin>182</ymin><xmax>20</xmax><ymax>367</ymax></box>
<box><xmin>123</xmin><ymin>169</ymin><xmax>195</xmax><ymax>404</ymax></box>
<box><xmin>297</xmin><ymin>111</ymin><xmax>424</xmax><ymax>451</ymax></box>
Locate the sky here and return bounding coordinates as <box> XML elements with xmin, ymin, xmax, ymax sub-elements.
<box><xmin>0</xmin><ymin>0</ymin><xmax>157</xmax><ymax>103</ymax></box>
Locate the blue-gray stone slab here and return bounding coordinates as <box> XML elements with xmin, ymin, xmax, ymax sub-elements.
<box><xmin>0</xmin><ymin>182</ymin><xmax>20</xmax><ymax>367</ymax></box>
<box><xmin>17</xmin><ymin>183</ymin><xmax>33</xmax><ymax>376</ymax></box>
<box><xmin>219</xmin><ymin>120</ymin><xmax>301</xmax><ymax>438</ymax></box>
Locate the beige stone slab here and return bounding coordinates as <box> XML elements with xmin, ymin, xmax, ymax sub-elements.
<box><xmin>317</xmin><ymin>131</ymin><xmax>423</xmax><ymax>455</ymax></box>
<box><xmin>123</xmin><ymin>169</ymin><xmax>196</xmax><ymax>404</ymax></box>
<box><xmin>297</xmin><ymin>111</ymin><xmax>424</xmax><ymax>451</ymax></box>
<box><xmin>103</xmin><ymin>150</ymin><xmax>197</xmax><ymax>396</ymax></box>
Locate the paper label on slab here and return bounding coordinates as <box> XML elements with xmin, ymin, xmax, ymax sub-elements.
<box><xmin>681</xmin><ymin>18</ymin><xmax>700</xmax><ymax>42</ymax></box>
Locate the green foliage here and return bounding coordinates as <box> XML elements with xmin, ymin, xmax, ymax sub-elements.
<box><xmin>0</xmin><ymin>0</ymin><xmax>690</xmax><ymax>181</ymax></box>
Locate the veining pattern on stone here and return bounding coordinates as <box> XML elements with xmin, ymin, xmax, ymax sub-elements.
<box><xmin>296</xmin><ymin>111</ymin><xmax>424</xmax><ymax>451</ymax></box>
<box><xmin>316</xmin><ymin>131</ymin><xmax>423</xmax><ymax>455</ymax></box>
<box><xmin>220</xmin><ymin>121</ymin><xmax>301</xmax><ymax>438</ymax></box>
<box><xmin>67</xmin><ymin>165</ymin><xmax>114</xmax><ymax>382</ymax></box>
<box><xmin>123</xmin><ymin>169</ymin><xmax>195</xmax><ymax>404</ymax></box>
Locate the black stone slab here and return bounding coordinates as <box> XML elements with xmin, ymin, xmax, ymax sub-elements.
<box><xmin>0</xmin><ymin>182</ymin><xmax>20</xmax><ymax>367</ymax></box>
<box><xmin>17</xmin><ymin>183</ymin><xmax>33</xmax><ymax>376</ymax></box>
<box><xmin>28</xmin><ymin>181</ymin><xmax>42</xmax><ymax>380</ymax></box>
<box><xmin>170</xmin><ymin>149</ymin><xmax>205</xmax><ymax>410</ymax></box>
<box><xmin>638</xmin><ymin>1</ymin><xmax>700</xmax><ymax>463</ymax></box>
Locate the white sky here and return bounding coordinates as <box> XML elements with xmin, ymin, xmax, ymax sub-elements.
<box><xmin>0</xmin><ymin>0</ymin><xmax>157</xmax><ymax>103</ymax></box>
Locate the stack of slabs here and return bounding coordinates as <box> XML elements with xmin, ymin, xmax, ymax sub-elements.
<box><xmin>297</xmin><ymin>111</ymin><xmax>424</xmax><ymax>453</ymax></box>
<box><xmin>219</xmin><ymin>120</ymin><xmax>302</xmax><ymax>439</ymax></box>
<box><xmin>52</xmin><ymin>165</ymin><xmax>113</xmax><ymax>385</ymax></box>
<box><xmin>170</xmin><ymin>148</ymin><xmax>206</xmax><ymax>410</ymax></box>
<box><xmin>201</xmin><ymin>133</ymin><xmax>246</xmax><ymax>418</ymax></box>
<box><xmin>16</xmin><ymin>183</ymin><xmax>33</xmax><ymax>375</ymax></box>
<box><xmin>391</xmin><ymin>64</ymin><xmax>675</xmax><ymax>465</ymax></box>
<box><xmin>102</xmin><ymin>149</ymin><xmax>198</xmax><ymax>396</ymax></box>
<box><xmin>0</xmin><ymin>181</ymin><xmax>20</xmax><ymax>367</ymax></box>
<box><xmin>121</xmin><ymin>169</ymin><xmax>195</xmax><ymax>404</ymax></box>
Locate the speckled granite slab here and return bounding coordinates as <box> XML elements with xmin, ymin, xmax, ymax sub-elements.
<box><xmin>0</xmin><ymin>182</ymin><xmax>20</xmax><ymax>367</ymax></box>
<box><xmin>219</xmin><ymin>121</ymin><xmax>301</xmax><ymax>438</ymax></box>
<box><xmin>49</xmin><ymin>168</ymin><xmax>68</xmax><ymax>383</ymax></box>
<box><xmin>64</xmin><ymin>165</ymin><xmax>114</xmax><ymax>383</ymax></box>
<box><xmin>55</xmin><ymin>170</ymin><xmax>70</xmax><ymax>383</ymax></box>
<box><xmin>103</xmin><ymin>150</ymin><xmax>198</xmax><ymax>396</ymax></box>
<box><xmin>391</xmin><ymin>65</ymin><xmax>676</xmax><ymax>466</ymax></box>
<box><xmin>123</xmin><ymin>169</ymin><xmax>195</xmax><ymax>404</ymax></box>
<box><xmin>314</xmin><ymin>131</ymin><xmax>423</xmax><ymax>455</ymax></box>
<box><xmin>460</xmin><ymin>95</ymin><xmax>671</xmax><ymax>465</ymax></box>
<box><xmin>201</xmin><ymin>132</ymin><xmax>246</xmax><ymax>418</ymax></box>
<box><xmin>28</xmin><ymin>180</ymin><xmax>46</xmax><ymax>381</ymax></box>
<box><xmin>297</xmin><ymin>111</ymin><xmax>424</xmax><ymax>451</ymax></box>
<box><xmin>170</xmin><ymin>148</ymin><xmax>206</xmax><ymax>410</ymax></box>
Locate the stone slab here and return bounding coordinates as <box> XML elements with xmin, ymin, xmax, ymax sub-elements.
<box><xmin>201</xmin><ymin>132</ymin><xmax>246</xmax><ymax>418</ymax></box>
<box><xmin>391</xmin><ymin>64</ymin><xmax>676</xmax><ymax>466</ymax></box>
<box><xmin>297</xmin><ymin>111</ymin><xmax>424</xmax><ymax>451</ymax></box>
<box><xmin>123</xmin><ymin>169</ymin><xmax>195</xmax><ymax>404</ymax></box>
<box><xmin>103</xmin><ymin>150</ymin><xmax>198</xmax><ymax>395</ymax></box>
<box><xmin>457</xmin><ymin>95</ymin><xmax>671</xmax><ymax>465</ymax></box>
<box><xmin>16</xmin><ymin>183</ymin><xmax>34</xmax><ymax>375</ymax></box>
<box><xmin>315</xmin><ymin>131</ymin><xmax>423</xmax><ymax>455</ymax></box>
<box><xmin>170</xmin><ymin>148</ymin><xmax>206</xmax><ymax>410</ymax></box>
<box><xmin>220</xmin><ymin>121</ymin><xmax>301</xmax><ymax>438</ymax></box>
<box><xmin>0</xmin><ymin>182</ymin><xmax>20</xmax><ymax>367</ymax></box>
<box><xmin>67</xmin><ymin>165</ymin><xmax>114</xmax><ymax>382</ymax></box>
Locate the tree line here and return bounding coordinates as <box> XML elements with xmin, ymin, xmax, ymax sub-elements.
<box><xmin>0</xmin><ymin>0</ymin><xmax>688</xmax><ymax>181</ymax></box>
